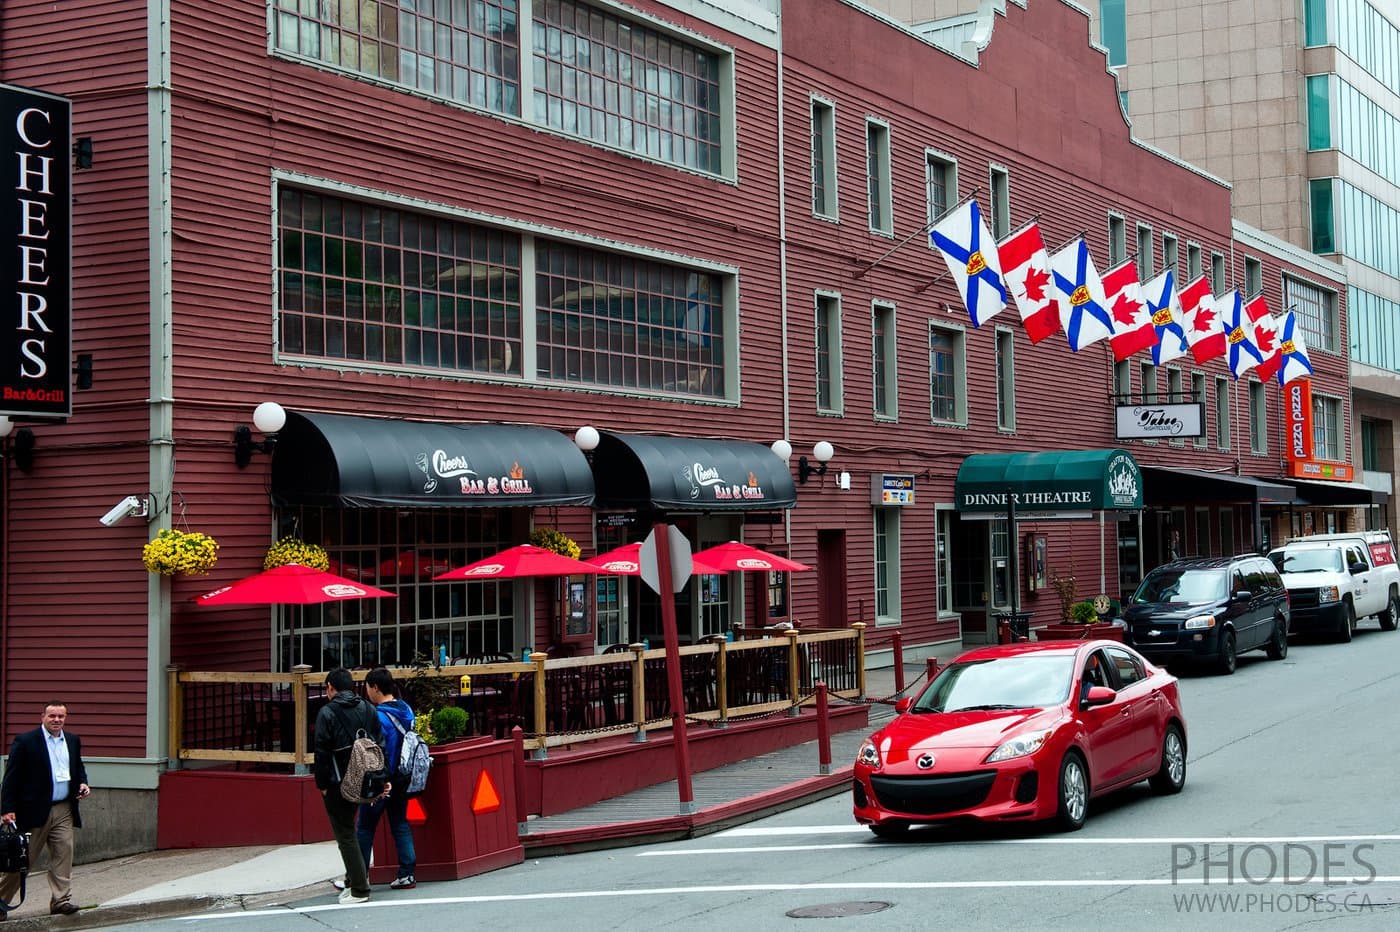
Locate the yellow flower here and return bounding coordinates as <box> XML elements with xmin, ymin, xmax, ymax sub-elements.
<box><xmin>264</xmin><ymin>536</ymin><xmax>330</xmax><ymax>571</ymax></box>
<box><xmin>529</xmin><ymin>527</ymin><xmax>580</xmax><ymax>560</ymax></box>
<box><xmin>143</xmin><ymin>529</ymin><xmax>219</xmax><ymax>576</ymax></box>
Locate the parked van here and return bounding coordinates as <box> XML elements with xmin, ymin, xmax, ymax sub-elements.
<box><xmin>1266</xmin><ymin>530</ymin><xmax>1400</xmax><ymax>642</ymax></box>
<box><xmin>1122</xmin><ymin>555</ymin><xmax>1290</xmax><ymax>675</ymax></box>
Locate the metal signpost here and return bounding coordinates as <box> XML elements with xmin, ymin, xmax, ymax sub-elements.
<box><xmin>639</xmin><ymin>523</ymin><xmax>695</xmax><ymax>814</ymax></box>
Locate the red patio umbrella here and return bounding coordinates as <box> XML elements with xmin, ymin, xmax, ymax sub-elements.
<box><xmin>691</xmin><ymin>541</ymin><xmax>811</xmax><ymax>574</ymax></box>
<box><xmin>585</xmin><ymin>542</ymin><xmax>643</xmax><ymax>576</ymax></box>
<box><xmin>433</xmin><ymin>544</ymin><xmax>602</xmax><ymax>580</ymax></box>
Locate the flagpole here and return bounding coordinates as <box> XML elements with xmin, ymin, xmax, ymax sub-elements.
<box><xmin>854</xmin><ymin>186</ymin><xmax>985</xmax><ymax>279</ymax></box>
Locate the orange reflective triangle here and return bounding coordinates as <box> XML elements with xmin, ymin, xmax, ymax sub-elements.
<box><xmin>471</xmin><ymin>770</ymin><xmax>501</xmax><ymax>814</ymax></box>
<box><xmin>405</xmin><ymin>796</ymin><xmax>428</xmax><ymax>825</ymax></box>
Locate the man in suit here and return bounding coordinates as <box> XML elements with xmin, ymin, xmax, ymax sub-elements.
<box><xmin>0</xmin><ymin>701</ymin><xmax>90</xmax><ymax>919</ymax></box>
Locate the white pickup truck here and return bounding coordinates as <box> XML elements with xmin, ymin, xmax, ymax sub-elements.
<box><xmin>1266</xmin><ymin>530</ymin><xmax>1400</xmax><ymax>642</ymax></box>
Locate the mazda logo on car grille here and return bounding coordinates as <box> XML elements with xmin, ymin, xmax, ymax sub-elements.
<box><xmin>916</xmin><ymin>753</ymin><xmax>935</xmax><ymax>770</ymax></box>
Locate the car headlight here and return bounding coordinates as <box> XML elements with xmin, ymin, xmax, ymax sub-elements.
<box><xmin>857</xmin><ymin>739</ymin><xmax>881</xmax><ymax>769</ymax></box>
<box><xmin>1318</xmin><ymin>585</ymin><xmax>1340</xmax><ymax>602</ymax></box>
<box><xmin>985</xmin><ymin>729</ymin><xmax>1051</xmax><ymax>763</ymax></box>
<box><xmin>1183</xmin><ymin>614</ymin><xmax>1216</xmax><ymax>630</ymax></box>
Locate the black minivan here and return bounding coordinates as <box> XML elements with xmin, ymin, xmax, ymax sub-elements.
<box><xmin>1122</xmin><ymin>555</ymin><xmax>1290</xmax><ymax>675</ymax></box>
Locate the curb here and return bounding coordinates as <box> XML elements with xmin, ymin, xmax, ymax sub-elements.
<box><xmin>4</xmin><ymin>895</ymin><xmax>225</xmax><ymax>932</ymax></box>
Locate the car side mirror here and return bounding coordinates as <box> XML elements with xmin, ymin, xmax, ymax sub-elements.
<box><xmin>894</xmin><ymin>697</ymin><xmax>912</xmax><ymax>715</ymax></box>
<box><xmin>1232</xmin><ymin>590</ymin><xmax>1253</xmax><ymax>603</ymax></box>
<box><xmin>1350</xmin><ymin>562</ymin><xmax>1368</xmax><ymax>575</ymax></box>
<box><xmin>1082</xmin><ymin>685</ymin><xmax>1116</xmax><ymax>707</ymax></box>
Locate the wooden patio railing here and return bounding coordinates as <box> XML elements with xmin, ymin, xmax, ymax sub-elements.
<box><xmin>168</xmin><ymin>624</ymin><xmax>867</xmax><ymax>765</ymax></box>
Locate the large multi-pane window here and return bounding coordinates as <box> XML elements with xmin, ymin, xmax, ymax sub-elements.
<box><xmin>996</xmin><ymin>328</ymin><xmax>1015</xmax><ymax>430</ymax></box>
<box><xmin>867</xmin><ymin>120</ymin><xmax>892</xmax><ymax>234</ymax></box>
<box><xmin>1313</xmin><ymin>393</ymin><xmax>1343</xmax><ymax>460</ymax></box>
<box><xmin>273</xmin><ymin>0</ymin><xmax>725</xmax><ymax>175</ymax></box>
<box><xmin>989</xmin><ymin>166</ymin><xmax>1010</xmax><ymax>239</ymax></box>
<box><xmin>811</xmin><ymin>98</ymin><xmax>837</xmax><ymax>218</ymax></box>
<box><xmin>1330</xmin><ymin>79</ymin><xmax>1400</xmax><ymax>190</ymax></box>
<box><xmin>929</xmin><ymin>324</ymin><xmax>964</xmax><ymax>424</ymax></box>
<box><xmin>1192</xmin><ymin>372</ymin><xmax>1207</xmax><ymax>448</ymax></box>
<box><xmin>1351</xmin><ymin>285</ymin><xmax>1400</xmax><ymax>371</ymax></box>
<box><xmin>873</xmin><ymin>302</ymin><xmax>897</xmax><ymax>419</ymax></box>
<box><xmin>1215</xmin><ymin>376</ymin><xmax>1231</xmax><ymax>450</ymax></box>
<box><xmin>816</xmin><ymin>293</ymin><xmax>843</xmax><ymax>412</ymax></box>
<box><xmin>536</xmin><ymin>241</ymin><xmax>724</xmax><ymax>396</ymax></box>
<box><xmin>278</xmin><ymin>187</ymin><xmax>524</xmax><ymax>373</ymax></box>
<box><xmin>1334</xmin><ymin>0</ymin><xmax>1400</xmax><ymax>97</ymax></box>
<box><xmin>275</xmin><ymin>506</ymin><xmax>518</xmax><ymax>672</ymax></box>
<box><xmin>1337</xmin><ymin>180</ymin><xmax>1400</xmax><ymax>277</ymax></box>
<box><xmin>279</xmin><ymin>187</ymin><xmax>726</xmax><ymax>397</ymax></box>
<box><xmin>874</xmin><ymin>508</ymin><xmax>901</xmax><ymax>622</ymax></box>
<box><xmin>1249</xmin><ymin>380</ymin><xmax>1267</xmax><ymax>453</ymax></box>
<box><xmin>926</xmin><ymin>151</ymin><xmax>956</xmax><ymax>225</ymax></box>
<box><xmin>1283</xmin><ymin>275</ymin><xmax>1338</xmax><ymax>353</ymax></box>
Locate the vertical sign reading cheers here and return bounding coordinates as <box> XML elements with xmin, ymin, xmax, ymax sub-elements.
<box><xmin>2</xmin><ymin>83</ymin><xmax>72</xmax><ymax>418</ymax></box>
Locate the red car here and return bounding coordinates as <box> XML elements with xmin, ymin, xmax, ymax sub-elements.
<box><xmin>853</xmin><ymin>640</ymin><xmax>1186</xmax><ymax>838</ymax></box>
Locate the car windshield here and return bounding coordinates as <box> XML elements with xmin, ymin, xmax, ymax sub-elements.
<box><xmin>1134</xmin><ymin>567</ymin><xmax>1227</xmax><ymax>603</ymax></box>
<box><xmin>912</xmin><ymin>654</ymin><xmax>1074</xmax><ymax>713</ymax></box>
<box><xmin>1268</xmin><ymin>549</ymin><xmax>1342</xmax><ymax>574</ymax></box>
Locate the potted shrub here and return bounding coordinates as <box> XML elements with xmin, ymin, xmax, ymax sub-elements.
<box><xmin>1037</xmin><ymin>585</ymin><xmax>1124</xmax><ymax>642</ymax></box>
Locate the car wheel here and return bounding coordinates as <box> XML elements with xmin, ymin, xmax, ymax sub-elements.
<box><xmin>869</xmin><ymin>821</ymin><xmax>909</xmax><ymax>841</ymax></box>
<box><xmin>1054</xmin><ymin>752</ymin><xmax>1088</xmax><ymax>832</ymax></box>
<box><xmin>1266</xmin><ymin>616</ymin><xmax>1288</xmax><ymax>660</ymax></box>
<box><xmin>1215</xmin><ymin>631</ymin><xmax>1237</xmax><ymax>676</ymax></box>
<box><xmin>1149</xmin><ymin>724</ymin><xmax>1186</xmax><ymax>795</ymax></box>
<box><xmin>1380</xmin><ymin>591</ymin><xmax>1399</xmax><ymax>632</ymax></box>
<box><xmin>1337</xmin><ymin>602</ymin><xmax>1355</xmax><ymax>643</ymax></box>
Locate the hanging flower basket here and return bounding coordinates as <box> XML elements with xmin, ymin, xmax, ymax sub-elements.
<box><xmin>263</xmin><ymin>536</ymin><xmax>329</xmax><ymax>571</ymax></box>
<box><xmin>528</xmin><ymin>527</ymin><xmax>581</xmax><ymax>560</ymax></box>
<box><xmin>143</xmin><ymin>529</ymin><xmax>219</xmax><ymax>576</ymax></box>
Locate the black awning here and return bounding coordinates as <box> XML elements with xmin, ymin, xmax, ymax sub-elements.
<box><xmin>270</xmin><ymin>411</ymin><xmax>594</xmax><ymax>508</ymax></box>
<box><xmin>1284</xmin><ymin>476</ymin><xmax>1389</xmax><ymax>506</ymax></box>
<box><xmin>1141</xmin><ymin>466</ymin><xmax>1298</xmax><ymax>505</ymax></box>
<box><xmin>591</xmin><ymin>432</ymin><xmax>796</xmax><ymax>511</ymax></box>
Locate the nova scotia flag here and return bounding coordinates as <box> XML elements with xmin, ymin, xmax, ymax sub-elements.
<box><xmin>1049</xmin><ymin>238</ymin><xmax>1113</xmax><ymax>352</ymax></box>
<box><xmin>1219</xmin><ymin>290</ymin><xmax>1265</xmax><ymax>379</ymax></box>
<box><xmin>1276</xmin><ymin>311</ymin><xmax>1315</xmax><ymax>385</ymax></box>
<box><xmin>930</xmin><ymin>199</ymin><xmax>1008</xmax><ymax>327</ymax></box>
<box><xmin>1144</xmin><ymin>270</ymin><xmax>1188</xmax><ymax>365</ymax></box>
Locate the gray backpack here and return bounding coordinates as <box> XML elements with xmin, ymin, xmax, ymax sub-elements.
<box><xmin>389</xmin><ymin>715</ymin><xmax>432</xmax><ymax>796</ymax></box>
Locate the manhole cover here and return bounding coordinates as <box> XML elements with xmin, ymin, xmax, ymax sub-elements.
<box><xmin>1315</xmin><ymin>885</ymin><xmax>1400</xmax><ymax>907</ymax></box>
<box><xmin>786</xmin><ymin>901</ymin><xmax>893</xmax><ymax>919</ymax></box>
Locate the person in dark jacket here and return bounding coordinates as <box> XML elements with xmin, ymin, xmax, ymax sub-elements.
<box><xmin>355</xmin><ymin>667</ymin><xmax>417</xmax><ymax>889</ymax></box>
<box><xmin>0</xmin><ymin>701</ymin><xmax>90</xmax><ymax>918</ymax></box>
<box><xmin>314</xmin><ymin>668</ymin><xmax>385</xmax><ymax>905</ymax></box>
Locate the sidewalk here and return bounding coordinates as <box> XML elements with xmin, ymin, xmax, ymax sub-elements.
<box><xmin>3</xmin><ymin>653</ymin><xmax>958</xmax><ymax>929</ymax></box>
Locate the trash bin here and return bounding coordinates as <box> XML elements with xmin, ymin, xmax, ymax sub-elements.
<box><xmin>995</xmin><ymin>611</ymin><xmax>1033</xmax><ymax>643</ymax></box>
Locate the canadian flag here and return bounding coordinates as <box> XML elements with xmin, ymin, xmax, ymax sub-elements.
<box><xmin>1246</xmin><ymin>295</ymin><xmax>1282</xmax><ymax>382</ymax></box>
<box><xmin>1179</xmin><ymin>275</ymin><xmax>1225</xmax><ymax>363</ymax></box>
<box><xmin>1102</xmin><ymin>260</ymin><xmax>1158</xmax><ymax>361</ymax></box>
<box><xmin>997</xmin><ymin>222</ymin><xmax>1061</xmax><ymax>344</ymax></box>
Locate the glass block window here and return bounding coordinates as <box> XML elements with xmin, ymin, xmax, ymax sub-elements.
<box><xmin>278</xmin><ymin>188</ymin><xmax>523</xmax><ymax>373</ymax></box>
<box><xmin>273</xmin><ymin>0</ymin><xmax>523</xmax><ymax>116</ymax></box>
<box><xmin>533</xmin><ymin>0</ymin><xmax>721</xmax><ymax>172</ymax></box>
<box><xmin>535</xmin><ymin>241</ymin><xmax>724</xmax><ymax>397</ymax></box>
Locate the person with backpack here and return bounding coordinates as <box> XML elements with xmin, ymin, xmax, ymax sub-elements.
<box><xmin>314</xmin><ymin>668</ymin><xmax>386</xmax><ymax>905</ymax></box>
<box><xmin>354</xmin><ymin>667</ymin><xmax>417</xmax><ymax>890</ymax></box>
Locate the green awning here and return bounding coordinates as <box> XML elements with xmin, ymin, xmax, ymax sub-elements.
<box><xmin>955</xmin><ymin>449</ymin><xmax>1143</xmax><ymax>513</ymax></box>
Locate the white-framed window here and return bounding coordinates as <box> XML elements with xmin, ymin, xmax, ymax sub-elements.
<box><xmin>866</xmin><ymin>119</ymin><xmax>893</xmax><ymax>234</ymax></box>
<box><xmin>936</xmin><ymin>506</ymin><xmax>954</xmax><ymax>616</ymax></box>
<box><xmin>811</xmin><ymin>98</ymin><xmax>838</xmax><ymax>219</ymax></box>
<box><xmin>989</xmin><ymin>165</ymin><xmax>1010</xmax><ymax>238</ymax></box>
<box><xmin>1249</xmin><ymin>379</ymin><xmax>1267</xmax><ymax>453</ymax></box>
<box><xmin>874</xmin><ymin>507</ymin><xmax>901</xmax><ymax>623</ymax></box>
<box><xmin>1188</xmin><ymin>242</ymin><xmax>1203</xmax><ymax>279</ymax></box>
<box><xmin>926</xmin><ymin>149</ymin><xmax>957</xmax><ymax>227</ymax></box>
<box><xmin>1211</xmin><ymin>252</ymin><xmax>1226</xmax><ymax>293</ymax></box>
<box><xmin>1244</xmin><ymin>256</ymin><xmax>1262</xmax><ymax>297</ymax></box>
<box><xmin>1137</xmin><ymin>223</ymin><xmax>1154</xmax><ymax>279</ymax></box>
<box><xmin>1114</xmin><ymin>359</ymin><xmax>1132</xmax><ymax>401</ymax></box>
<box><xmin>815</xmin><ymin>292</ymin><xmax>843</xmax><ymax>413</ymax></box>
<box><xmin>1167</xmin><ymin>367</ymin><xmax>1184</xmax><ymax>445</ymax></box>
<box><xmin>929</xmin><ymin>322</ymin><xmax>966</xmax><ymax>425</ymax></box>
<box><xmin>990</xmin><ymin>518</ymin><xmax>1011</xmax><ymax>608</ymax></box>
<box><xmin>996</xmin><ymin>328</ymin><xmax>1015</xmax><ymax>430</ymax></box>
<box><xmin>1283</xmin><ymin>274</ymin><xmax>1340</xmax><ymax>353</ymax></box>
<box><xmin>873</xmin><ymin>301</ymin><xmax>897</xmax><ymax>419</ymax></box>
<box><xmin>1140</xmin><ymin>361</ymin><xmax>1157</xmax><ymax>404</ymax></box>
<box><xmin>1109</xmin><ymin>213</ymin><xmax>1127</xmax><ymax>265</ymax></box>
<box><xmin>1313</xmin><ymin>392</ymin><xmax>1343</xmax><ymax>460</ymax></box>
<box><xmin>1163</xmin><ymin>232</ymin><xmax>1179</xmax><ymax>279</ymax></box>
<box><xmin>1215</xmin><ymin>376</ymin><xmax>1231</xmax><ymax>450</ymax></box>
<box><xmin>1192</xmin><ymin>372</ymin><xmax>1207</xmax><ymax>448</ymax></box>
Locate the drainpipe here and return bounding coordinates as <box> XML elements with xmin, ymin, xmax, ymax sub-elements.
<box><xmin>773</xmin><ymin>6</ymin><xmax>792</xmax><ymax>547</ymax></box>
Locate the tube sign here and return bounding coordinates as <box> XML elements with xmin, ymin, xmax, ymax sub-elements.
<box><xmin>2</xmin><ymin>83</ymin><xmax>72</xmax><ymax>418</ymax></box>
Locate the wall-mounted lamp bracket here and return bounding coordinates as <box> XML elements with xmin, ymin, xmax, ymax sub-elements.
<box><xmin>797</xmin><ymin>456</ymin><xmax>828</xmax><ymax>484</ymax></box>
<box><xmin>233</xmin><ymin>424</ymin><xmax>276</xmax><ymax>468</ymax></box>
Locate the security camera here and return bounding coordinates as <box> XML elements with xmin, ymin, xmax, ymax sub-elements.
<box><xmin>100</xmin><ymin>495</ymin><xmax>148</xmax><ymax>527</ymax></box>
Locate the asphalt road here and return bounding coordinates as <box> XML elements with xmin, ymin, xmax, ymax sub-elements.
<box><xmin>141</xmin><ymin>620</ymin><xmax>1400</xmax><ymax>930</ymax></box>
